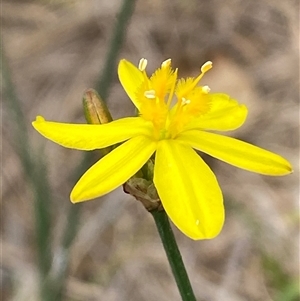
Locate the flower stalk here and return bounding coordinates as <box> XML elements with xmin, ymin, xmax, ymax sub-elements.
<box><xmin>151</xmin><ymin>210</ymin><xmax>197</xmax><ymax>301</ymax></box>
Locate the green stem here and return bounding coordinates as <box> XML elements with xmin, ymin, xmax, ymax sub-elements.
<box><xmin>95</xmin><ymin>0</ymin><xmax>136</xmax><ymax>100</ymax></box>
<box><xmin>1</xmin><ymin>40</ymin><xmax>53</xmax><ymax>298</ymax></box>
<box><xmin>151</xmin><ymin>210</ymin><xmax>197</xmax><ymax>301</ymax></box>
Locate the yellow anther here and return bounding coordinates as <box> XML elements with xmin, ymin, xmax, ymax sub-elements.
<box><xmin>139</xmin><ymin>58</ymin><xmax>148</xmax><ymax>71</ymax></box>
<box><xmin>144</xmin><ymin>90</ymin><xmax>156</xmax><ymax>99</ymax></box>
<box><xmin>161</xmin><ymin>58</ymin><xmax>171</xmax><ymax>69</ymax></box>
<box><xmin>202</xmin><ymin>85</ymin><xmax>211</xmax><ymax>94</ymax></box>
<box><xmin>182</xmin><ymin>97</ymin><xmax>191</xmax><ymax>105</ymax></box>
<box><xmin>200</xmin><ymin>61</ymin><xmax>213</xmax><ymax>73</ymax></box>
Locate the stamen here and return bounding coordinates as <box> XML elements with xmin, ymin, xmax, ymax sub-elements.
<box><xmin>161</xmin><ymin>58</ymin><xmax>171</xmax><ymax>69</ymax></box>
<box><xmin>176</xmin><ymin>61</ymin><xmax>213</xmax><ymax>99</ymax></box>
<box><xmin>139</xmin><ymin>58</ymin><xmax>148</xmax><ymax>71</ymax></box>
<box><xmin>144</xmin><ymin>90</ymin><xmax>156</xmax><ymax>99</ymax></box>
<box><xmin>166</xmin><ymin>68</ymin><xmax>178</xmax><ymax>108</ymax></box>
<box><xmin>202</xmin><ymin>85</ymin><xmax>211</xmax><ymax>94</ymax></box>
<box><xmin>201</xmin><ymin>61</ymin><xmax>213</xmax><ymax>73</ymax></box>
<box><xmin>182</xmin><ymin>97</ymin><xmax>191</xmax><ymax>105</ymax></box>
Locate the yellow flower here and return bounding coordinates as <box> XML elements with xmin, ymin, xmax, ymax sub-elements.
<box><xmin>32</xmin><ymin>58</ymin><xmax>292</xmax><ymax>240</ymax></box>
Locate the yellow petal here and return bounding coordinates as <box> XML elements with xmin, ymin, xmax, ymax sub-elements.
<box><xmin>71</xmin><ymin>136</ymin><xmax>157</xmax><ymax>202</ymax></box>
<box><xmin>183</xmin><ymin>93</ymin><xmax>248</xmax><ymax>131</ymax></box>
<box><xmin>32</xmin><ymin>116</ymin><xmax>152</xmax><ymax>150</ymax></box>
<box><xmin>154</xmin><ymin>140</ymin><xmax>224</xmax><ymax>240</ymax></box>
<box><xmin>177</xmin><ymin>130</ymin><xmax>293</xmax><ymax>175</ymax></box>
<box><xmin>118</xmin><ymin>59</ymin><xmax>144</xmax><ymax>110</ymax></box>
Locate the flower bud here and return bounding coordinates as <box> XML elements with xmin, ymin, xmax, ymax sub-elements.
<box><xmin>82</xmin><ymin>88</ymin><xmax>113</xmax><ymax>154</ymax></box>
<box><xmin>83</xmin><ymin>88</ymin><xmax>113</xmax><ymax>125</ymax></box>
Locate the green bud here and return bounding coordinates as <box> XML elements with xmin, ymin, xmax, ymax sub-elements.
<box><xmin>82</xmin><ymin>89</ymin><xmax>112</xmax><ymax>125</ymax></box>
<box><xmin>82</xmin><ymin>88</ymin><xmax>113</xmax><ymax>155</ymax></box>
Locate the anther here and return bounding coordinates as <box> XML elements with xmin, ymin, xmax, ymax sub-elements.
<box><xmin>202</xmin><ymin>85</ymin><xmax>211</xmax><ymax>94</ymax></box>
<box><xmin>139</xmin><ymin>58</ymin><xmax>148</xmax><ymax>71</ymax></box>
<box><xmin>144</xmin><ymin>90</ymin><xmax>156</xmax><ymax>99</ymax></box>
<box><xmin>182</xmin><ymin>97</ymin><xmax>191</xmax><ymax>105</ymax></box>
<box><xmin>161</xmin><ymin>58</ymin><xmax>171</xmax><ymax>69</ymax></box>
<box><xmin>201</xmin><ymin>61</ymin><xmax>213</xmax><ymax>73</ymax></box>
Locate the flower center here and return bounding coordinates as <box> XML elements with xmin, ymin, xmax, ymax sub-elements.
<box><xmin>136</xmin><ymin>59</ymin><xmax>212</xmax><ymax>140</ymax></box>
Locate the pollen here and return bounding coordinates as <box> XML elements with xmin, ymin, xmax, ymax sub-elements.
<box><xmin>144</xmin><ymin>90</ymin><xmax>156</xmax><ymax>99</ymax></box>
<box><xmin>161</xmin><ymin>58</ymin><xmax>172</xmax><ymax>69</ymax></box>
<box><xmin>201</xmin><ymin>61</ymin><xmax>213</xmax><ymax>73</ymax></box>
<box><xmin>139</xmin><ymin>58</ymin><xmax>148</xmax><ymax>71</ymax></box>
<box><xmin>202</xmin><ymin>85</ymin><xmax>211</xmax><ymax>94</ymax></box>
<box><xmin>181</xmin><ymin>97</ymin><xmax>191</xmax><ymax>106</ymax></box>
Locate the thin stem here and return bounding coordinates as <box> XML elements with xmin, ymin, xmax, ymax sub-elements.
<box><xmin>1</xmin><ymin>40</ymin><xmax>53</xmax><ymax>299</ymax></box>
<box><xmin>95</xmin><ymin>0</ymin><xmax>136</xmax><ymax>100</ymax></box>
<box><xmin>151</xmin><ymin>210</ymin><xmax>197</xmax><ymax>301</ymax></box>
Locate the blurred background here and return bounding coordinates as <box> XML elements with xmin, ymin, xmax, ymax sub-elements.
<box><xmin>1</xmin><ymin>0</ymin><xmax>299</xmax><ymax>300</ymax></box>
